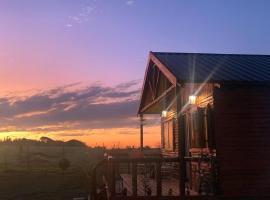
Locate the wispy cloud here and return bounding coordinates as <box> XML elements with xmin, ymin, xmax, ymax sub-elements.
<box><xmin>66</xmin><ymin>3</ymin><xmax>103</xmax><ymax>27</ymax></box>
<box><xmin>0</xmin><ymin>80</ymin><xmax>142</xmax><ymax>133</ymax></box>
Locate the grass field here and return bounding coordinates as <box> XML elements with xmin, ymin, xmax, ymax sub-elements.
<box><xmin>0</xmin><ymin>145</ymin><xmax>105</xmax><ymax>200</ymax></box>
<box><xmin>0</xmin><ymin>169</ymin><xmax>89</xmax><ymax>200</ymax></box>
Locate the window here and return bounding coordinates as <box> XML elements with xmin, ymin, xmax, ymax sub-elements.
<box><xmin>190</xmin><ymin>108</ymin><xmax>206</xmax><ymax>148</ymax></box>
<box><xmin>163</xmin><ymin>120</ymin><xmax>174</xmax><ymax>151</ymax></box>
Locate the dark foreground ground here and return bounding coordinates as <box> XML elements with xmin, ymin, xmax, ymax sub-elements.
<box><xmin>0</xmin><ymin>144</ymin><xmax>105</xmax><ymax>200</ymax></box>
<box><xmin>0</xmin><ymin>169</ymin><xmax>89</xmax><ymax>200</ymax></box>
<box><xmin>0</xmin><ymin>144</ymin><xmax>159</xmax><ymax>199</ymax></box>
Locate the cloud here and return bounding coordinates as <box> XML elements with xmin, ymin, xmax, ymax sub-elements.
<box><xmin>67</xmin><ymin>4</ymin><xmax>102</xmax><ymax>27</ymax></box>
<box><xmin>126</xmin><ymin>0</ymin><xmax>134</xmax><ymax>6</ymax></box>
<box><xmin>55</xmin><ymin>132</ymin><xmax>87</xmax><ymax>137</ymax></box>
<box><xmin>0</xmin><ymin>80</ymin><xmax>143</xmax><ymax>133</ymax></box>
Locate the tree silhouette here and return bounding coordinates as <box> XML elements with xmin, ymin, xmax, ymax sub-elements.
<box><xmin>59</xmin><ymin>158</ymin><xmax>70</xmax><ymax>174</ymax></box>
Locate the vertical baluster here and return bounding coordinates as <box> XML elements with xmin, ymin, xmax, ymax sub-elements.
<box><xmin>91</xmin><ymin>167</ymin><xmax>97</xmax><ymax>200</ymax></box>
<box><xmin>132</xmin><ymin>161</ymin><xmax>137</xmax><ymax>196</ymax></box>
<box><xmin>110</xmin><ymin>158</ymin><xmax>116</xmax><ymax>197</ymax></box>
<box><xmin>156</xmin><ymin>160</ymin><xmax>162</xmax><ymax>196</ymax></box>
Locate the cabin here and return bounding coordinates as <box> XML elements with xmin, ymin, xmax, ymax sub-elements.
<box><xmin>91</xmin><ymin>52</ymin><xmax>270</xmax><ymax>200</ymax></box>
<box><xmin>138</xmin><ymin>52</ymin><xmax>270</xmax><ymax>198</ymax></box>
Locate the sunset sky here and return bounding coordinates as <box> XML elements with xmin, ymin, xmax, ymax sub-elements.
<box><xmin>1</xmin><ymin>0</ymin><xmax>270</xmax><ymax>147</ymax></box>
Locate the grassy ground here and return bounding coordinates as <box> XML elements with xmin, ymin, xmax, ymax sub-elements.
<box><xmin>0</xmin><ymin>169</ymin><xmax>90</xmax><ymax>200</ymax></box>
<box><xmin>0</xmin><ymin>145</ymin><xmax>105</xmax><ymax>200</ymax></box>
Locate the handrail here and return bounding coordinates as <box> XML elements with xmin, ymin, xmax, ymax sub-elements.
<box><xmin>110</xmin><ymin>157</ymin><xmax>180</xmax><ymax>163</ymax></box>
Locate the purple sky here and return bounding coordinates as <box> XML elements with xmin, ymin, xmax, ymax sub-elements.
<box><xmin>0</xmin><ymin>0</ymin><xmax>270</xmax><ymax>146</ymax></box>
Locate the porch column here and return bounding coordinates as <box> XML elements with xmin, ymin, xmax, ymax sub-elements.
<box><xmin>140</xmin><ymin>114</ymin><xmax>144</xmax><ymax>150</ymax></box>
<box><xmin>176</xmin><ymin>83</ymin><xmax>186</xmax><ymax>198</ymax></box>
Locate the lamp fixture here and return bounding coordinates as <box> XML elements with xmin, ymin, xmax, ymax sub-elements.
<box><xmin>162</xmin><ymin>110</ymin><xmax>167</xmax><ymax>117</ymax></box>
<box><xmin>189</xmin><ymin>95</ymin><xmax>197</xmax><ymax>105</ymax></box>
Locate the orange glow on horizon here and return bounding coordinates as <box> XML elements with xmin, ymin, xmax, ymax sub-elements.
<box><xmin>0</xmin><ymin>126</ymin><xmax>161</xmax><ymax>148</ymax></box>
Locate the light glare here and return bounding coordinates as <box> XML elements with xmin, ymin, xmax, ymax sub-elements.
<box><xmin>162</xmin><ymin>110</ymin><xmax>167</xmax><ymax>117</ymax></box>
<box><xmin>189</xmin><ymin>95</ymin><xmax>197</xmax><ymax>105</ymax></box>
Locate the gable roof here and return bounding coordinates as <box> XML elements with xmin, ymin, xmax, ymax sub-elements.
<box><xmin>152</xmin><ymin>52</ymin><xmax>270</xmax><ymax>83</ymax></box>
<box><xmin>138</xmin><ymin>52</ymin><xmax>270</xmax><ymax>114</ymax></box>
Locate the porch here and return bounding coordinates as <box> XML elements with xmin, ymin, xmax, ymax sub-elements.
<box><xmin>90</xmin><ymin>155</ymin><xmax>217</xmax><ymax>200</ymax></box>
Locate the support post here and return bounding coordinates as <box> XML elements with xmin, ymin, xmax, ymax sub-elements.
<box><xmin>176</xmin><ymin>83</ymin><xmax>186</xmax><ymax>199</ymax></box>
<box><xmin>140</xmin><ymin>114</ymin><xmax>144</xmax><ymax>150</ymax></box>
<box><xmin>132</xmin><ymin>161</ymin><xmax>137</xmax><ymax>196</ymax></box>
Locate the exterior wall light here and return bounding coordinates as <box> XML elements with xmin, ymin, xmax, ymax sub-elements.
<box><xmin>189</xmin><ymin>95</ymin><xmax>197</xmax><ymax>105</ymax></box>
<box><xmin>162</xmin><ymin>110</ymin><xmax>167</xmax><ymax>117</ymax></box>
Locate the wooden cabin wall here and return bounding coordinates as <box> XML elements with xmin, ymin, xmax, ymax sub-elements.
<box><xmin>160</xmin><ymin>83</ymin><xmax>214</xmax><ymax>190</ymax></box>
<box><xmin>180</xmin><ymin>83</ymin><xmax>214</xmax><ymax>152</ymax></box>
<box><xmin>161</xmin><ymin>83</ymin><xmax>214</xmax><ymax>157</ymax></box>
<box><xmin>161</xmin><ymin>103</ymin><xmax>178</xmax><ymax>157</ymax></box>
<box><xmin>180</xmin><ymin>83</ymin><xmax>214</xmax><ymax>192</ymax></box>
<box><xmin>180</xmin><ymin>83</ymin><xmax>214</xmax><ymax>109</ymax></box>
<box><xmin>214</xmin><ymin>85</ymin><xmax>270</xmax><ymax>196</ymax></box>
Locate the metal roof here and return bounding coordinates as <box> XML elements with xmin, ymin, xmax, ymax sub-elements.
<box><xmin>152</xmin><ymin>52</ymin><xmax>270</xmax><ymax>82</ymax></box>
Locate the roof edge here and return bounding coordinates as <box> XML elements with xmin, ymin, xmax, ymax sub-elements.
<box><xmin>137</xmin><ymin>52</ymin><xmax>178</xmax><ymax>115</ymax></box>
<box><xmin>151</xmin><ymin>52</ymin><xmax>270</xmax><ymax>57</ymax></box>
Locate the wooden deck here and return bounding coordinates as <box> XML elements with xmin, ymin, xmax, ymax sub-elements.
<box><xmin>121</xmin><ymin>174</ymin><xmax>197</xmax><ymax>196</ymax></box>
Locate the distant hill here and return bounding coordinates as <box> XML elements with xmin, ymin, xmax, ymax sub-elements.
<box><xmin>0</xmin><ymin>137</ymin><xmax>86</xmax><ymax>147</ymax></box>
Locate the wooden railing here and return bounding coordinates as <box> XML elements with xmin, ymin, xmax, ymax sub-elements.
<box><xmin>90</xmin><ymin>157</ymin><xmax>179</xmax><ymax>200</ymax></box>
<box><xmin>90</xmin><ymin>155</ymin><xmax>218</xmax><ymax>200</ymax></box>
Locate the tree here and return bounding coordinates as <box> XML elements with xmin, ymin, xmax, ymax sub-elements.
<box><xmin>65</xmin><ymin>139</ymin><xmax>86</xmax><ymax>147</ymax></box>
<box><xmin>59</xmin><ymin>158</ymin><xmax>70</xmax><ymax>174</ymax></box>
<box><xmin>40</xmin><ymin>136</ymin><xmax>54</xmax><ymax>143</ymax></box>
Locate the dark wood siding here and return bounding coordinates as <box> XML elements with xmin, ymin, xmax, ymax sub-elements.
<box><xmin>180</xmin><ymin>83</ymin><xmax>214</xmax><ymax>152</ymax></box>
<box><xmin>180</xmin><ymin>83</ymin><xmax>214</xmax><ymax>108</ymax></box>
<box><xmin>161</xmin><ymin>83</ymin><xmax>214</xmax><ymax>157</ymax></box>
<box><xmin>214</xmin><ymin>85</ymin><xmax>270</xmax><ymax>196</ymax></box>
<box><xmin>161</xmin><ymin>105</ymin><xmax>178</xmax><ymax>157</ymax></box>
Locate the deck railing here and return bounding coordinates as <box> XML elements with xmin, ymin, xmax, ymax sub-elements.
<box><xmin>90</xmin><ymin>155</ymin><xmax>218</xmax><ymax>200</ymax></box>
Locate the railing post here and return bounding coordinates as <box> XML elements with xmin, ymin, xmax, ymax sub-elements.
<box><xmin>91</xmin><ymin>167</ymin><xmax>97</xmax><ymax>200</ymax></box>
<box><xmin>132</xmin><ymin>161</ymin><xmax>137</xmax><ymax>196</ymax></box>
<box><xmin>156</xmin><ymin>160</ymin><xmax>162</xmax><ymax>196</ymax></box>
<box><xmin>110</xmin><ymin>158</ymin><xmax>116</xmax><ymax>197</ymax></box>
